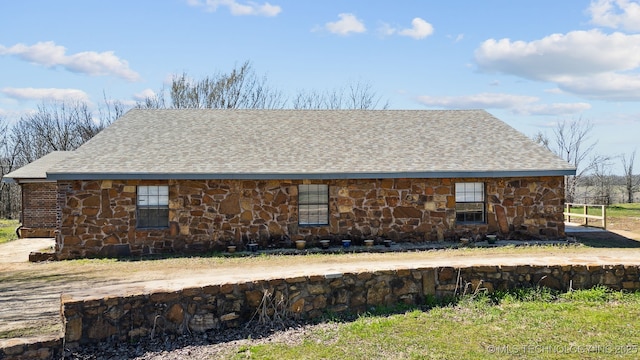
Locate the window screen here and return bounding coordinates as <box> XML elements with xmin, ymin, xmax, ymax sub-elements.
<box><xmin>298</xmin><ymin>184</ymin><xmax>329</xmax><ymax>225</ymax></box>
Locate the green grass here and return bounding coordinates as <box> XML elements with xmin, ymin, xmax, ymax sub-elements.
<box><xmin>0</xmin><ymin>219</ymin><xmax>19</xmax><ymax>244</ymax></box>
<box><xmin>567</xmin><ymin>203</ymin><xmax>640</xmax><ymax>218</ymax></box>
<box><xmin>606</xmin><ymin>203</ymin><xmax>640</xmax><ymax>218</ymax></box>
<box><xmin>238</xmin><ymin>287</ymin><xmax>640</xmax><ymax>359</ymax></box>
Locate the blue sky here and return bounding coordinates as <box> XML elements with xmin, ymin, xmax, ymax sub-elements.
<box><xmin>1</xmin><ymin>0</ymin><xmax>639</xmax><ymax>173</ymax></box>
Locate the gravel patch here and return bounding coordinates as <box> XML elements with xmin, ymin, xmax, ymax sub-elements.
<box><xmin>64</xmin><ymin>320</ymin><xmax>340</xmax><ymax>360</ymax></box>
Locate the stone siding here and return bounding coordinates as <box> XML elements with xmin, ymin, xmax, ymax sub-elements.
<box><xmin>56</xmin><ymin>177</ymin><xmax>565</xmax><ymax>259</ymax></box>
<box><xmin>19</xmin><ymin>182</ymin><xmax>58</xmax><ymax>238</ymax></box>
<box><xmin>59</xmin><ymin>264</ymin><xmax>640</xmax><ymax>349</ymax></box>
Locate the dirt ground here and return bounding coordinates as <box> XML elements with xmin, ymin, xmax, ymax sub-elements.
<box><xmin>1</xmin><ymin>223</ymin><xmax>640</xmax><ymax>342</ymax></box>
<box><xmin>607</xmin><ymin>216</ymin><xmax>640</xmax><ymax>234</ymax></box>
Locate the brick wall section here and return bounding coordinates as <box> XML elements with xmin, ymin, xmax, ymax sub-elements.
<box><xmin>58</xmin><ymin>264</ymin><xmax>640</xmax><ymax>349</ymax></box>
<box><xmin>19</xmin><ymin>182</ymin><xmax>58</xmax><ymax>238</ymax></box>
<box><xmin>56</xmin><ymin>176</ymin><xmax>565</xmax><ymax>259</ymax></box>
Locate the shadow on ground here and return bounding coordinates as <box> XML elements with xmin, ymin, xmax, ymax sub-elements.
<box><xmin>572</xmin><ymin>231</ymin><xmax>640</xmax><ymax>248</ymax></box>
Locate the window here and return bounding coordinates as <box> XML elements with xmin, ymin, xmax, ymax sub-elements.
<box><xmin>298</xmin><ymin>184</ymin><xmax>329</xmax><ymax>226</ymax></box>
<box><xmin>137</xmin><ymin>185</ymin><xmax>169</xmax><ymax>228</ymax></box>
<box><xmin>455</xmin><ymin>182</ymin><xmax>485</xmax><ymax>223</ymax></box>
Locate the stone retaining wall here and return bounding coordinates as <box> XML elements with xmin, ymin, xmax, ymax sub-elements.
<box><xmin>0</xmin><ymin>336</ymin><xmax>62</xmax><ymax>360</ymax></box>
<box><xmin>56</xmin><ymin>176</ymin><xmax>565</xmax><ymax>259</ymax></box>
<box><xmin>60</xmin><ymin>263</ymin><xmax>640</xmax><ymax>349</ymax></box>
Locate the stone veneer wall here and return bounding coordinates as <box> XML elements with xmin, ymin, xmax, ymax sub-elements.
<box><xmin>19</xmin><ymin>182</ymin><xmax>58</xmax><ymax>238</ymax></box>
<box><xmin>58</xmin><ymin>264</ymin><xmax>640</xmax><ymax>349</ymax></box>
<box><xmin>56</xmin><ymin>177</ymin><xmax>565</xmax><ymax>259</ymax></box>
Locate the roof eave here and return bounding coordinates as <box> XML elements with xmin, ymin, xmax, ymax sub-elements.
<box><xmin>47</xmin><ymin>169</ymin><xmax>577</xmax><ymax>181</ymax></box>
<box><xmin>1</xmin><ymin>177</ymin><xmax>17</xmax><ymax>184</ymax></box>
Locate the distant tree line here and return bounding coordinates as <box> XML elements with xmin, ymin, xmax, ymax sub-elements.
<box><xmin>0</xmin><ymin>100</ymin><xmax>123</xmax><ymax>219</ymax></box>
<box><xmin>0</xmin><ymin>61</ymin><xmax>389</xmax><ymax>219</ymax></box>
<box><xmin>534</xmin><ymin>120</ymin><xmax>639</xmax><ymax>205</ymax></box>
<box><xmin>137</xmin><ymin>61</ymin><xmax>389</xmax><ymax>110</ymax></box>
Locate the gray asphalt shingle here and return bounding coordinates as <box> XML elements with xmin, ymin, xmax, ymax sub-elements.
<box><xmin>47</xmin><ymin>109</ymin><xmax>576</xmax><ymax>180</ymax></box>
<box><xmin>3</xmin><ymin>151</ymin><xmax>71</xmax><ymax>182</ymax></box>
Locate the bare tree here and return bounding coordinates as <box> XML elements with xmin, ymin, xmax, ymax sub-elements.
<box><xmin>0</xmin><ymin>117</ymin><xmax>20</xmax><ymax>219</ymax></box>
<box><xmin>589</xmin><ymin>155</ymin><xmax>614</xmax><ymax>205</ymax></box>
<box><xmin>621</xmin><ymin>149</ymin><xmax>639</xmax><ymax>203</ymax></box>
<box><xmin>141</xmin><ymin>61</ymin><xmax>389</xmax><ymax>111</ymax></box>
<box><xmin>11</xmin><ymin>100</ymin><xmax>119</xmax><ymax>166</ymax></box>
<box><xmin>98</xmin><ymin>92</ymin><xmax>127</xmax><ymax>124</ymax></box>
<box><xmin>534</xmin><ymin>119</ymin><xmax>601</xmax><ymax>203</ymax></box>
<box><xmin>1</xmin><ymin>98</ymin><xmax>123</xmax><ymax>219</ymax></box>
<box><xmin>292</xmin><ymin>80</ymin><xmax>390</xmax><ymax>110</ymax></box>
<box><xmin>136</xmin><ymin>87</ymin><xmax>167</xmax><ymax>109</ymax></box>
<box><xmin>168</xmin><ymin>61</ymin><xmax>285</xmax><ymax>109</ymax></box>
<box><xmin>13</xmin><ymin>102</ymin><xmax>94</xmax><ymax>165</ymax></box>
<box><xmin>532</xmin><ymin>131</ymin><xmax>550</xmax><ymax>150</ymax></box>
<box><xmin>346</xmin><ymin>80</ymin><xmax>390</xmax><ymax>110</ymax></box>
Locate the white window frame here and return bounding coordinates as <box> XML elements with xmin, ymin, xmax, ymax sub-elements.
<box><xmin>455</xmin><ymin>182</ymin><xmax>485</xmax><ymax>223</ymax></box>
<box><xmin>137</xmin><ymin>185</ymin><xmax>169</xmax><ymax>228</ymax></box>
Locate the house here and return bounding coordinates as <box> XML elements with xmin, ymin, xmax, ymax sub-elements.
<box><xmin>3</xmin><ymin>151</ymin><xmax>71</xmax><ymax>238</ymax></box>
<box><xmin>5</xmin><ymin>109</ymin><xmax>576</xmax><ymax>259</ymax></box>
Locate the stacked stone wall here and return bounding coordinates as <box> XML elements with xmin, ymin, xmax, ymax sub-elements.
<box><xmin>19</xmin><ymin>182</ymin><xmax>58</xmax><ymax>238</ymax></box>
<box><xmin>0</xmin><ymin>337</ymin><xmax>62</xmax><ymax>360</ymax></box>
<box><xmin>59</xmin><ymin>264</ymin><xmax>640</xmax><ymax>349</ymax></box>
<box><xmin>56</xmin><ymin>177</ymin><xmax>565</xmax><ymax>259</ymax></box>
<box><xmin>4</xmin><ymin>263</ymin><xmax>638</xmax><ymax>358</ymax></box>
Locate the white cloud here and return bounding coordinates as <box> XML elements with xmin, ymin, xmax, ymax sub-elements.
<box><xmin>398</xmin><ymin>18</ymin><xmax>434</xmax><ymax>39</ymax></box>
<box><xmin>188</xmin><ymin>0</ymin><xmax>281</xmax><ymax>16</ymax></box>
<box><xmin>588</xmin><ymin>0</ymin><xmax>640</xmax><ymax>32</ymax></box>
<box><xmin>378</xmin><ymin>23</ymin><xmax>396</xmax><ymax>37</ymax></box>
<box><xmin>474</xmin><ymin>30</ymin><xmax>640</xmax><ymax>100</ymax></box>
<box><xmin>1</xmin><ymin>87</ymin><xmax>90</xmax><ymax>102</ymax></box>
<box><xmin>133</xmin><ymin>89</ymin><xmax>157</xmax><ymax>101</ymax></box>
<box><xmin>544</xmin><ymin>88</ymin><xmax>564</xmax><ymax>94</ymax></box>
<box><xmin>324</xmin><ymin>13</ymin><xmax>366</xmax><ymax>36</ymax></box>
<box><xmin>416</xmin><ymin>92</ymin><xmax>590</xmax><ymax>116</ymax></box>
<box><xmin>0</xmin><ymin>41</ymin><xmax>141</xmax><ymax>82</ymax></box>
<box><xmin>417</xmin><ymin>92</ymin><xmax>538</xmax><ymax>109</ymax></box>
<box><xmin>379</xmin><ymin>18</ymin><xmax>434</xmax><ymax>40</ymax></box>
<box><xmin>555</xmin><ymin>72</ymin><xmax>640</xmax><ymax>100</ymax></box>
<box><xmin>514</xmin><ymin>102</ymin><xmax>592</xmax><ymax>116</ymax></box>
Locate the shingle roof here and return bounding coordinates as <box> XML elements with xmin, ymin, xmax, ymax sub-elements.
<box><xmin>3</xmin><ymin>151</ymin><xmax>72</xmax><ymax>183</ymax></box>
<box><xmin>47</xmin><ymin>109</ymin><xmax>575</xmax><ymax>180</ymax></box>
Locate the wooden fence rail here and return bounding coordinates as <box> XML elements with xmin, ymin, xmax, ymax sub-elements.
<box><xmin>563</xmin><ymin>203</ymin><xmax>607</xmax><ymax>229</ymax></box>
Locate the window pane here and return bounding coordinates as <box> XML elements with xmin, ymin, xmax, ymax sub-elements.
<box><xmin>138</xmin><ymin>208</ymin><xmax>150</xmax><ymax>228</ymax></box>
<box><xmin>157</xmin><ymin>208</ymin><xmax>169</xmax><ymax>227</ymax></box>
<box><xmin>455</xmin><ymin>202</ymin><xmax>484</xmax><ymax>223</ymax></box>
<box><xmin>455</xmin><ymin>182</ymin><xmax>485</xmax><ymax>223</ymax></box>
<box><xmin>146</xmin><ymin>195</ymin><xmax>160</xmax><ymax>206</ymax></box>
<box><xmin>137</xmin><ymin>185</ymin><xmax>169</xmax><ymax>228</ymax></box>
